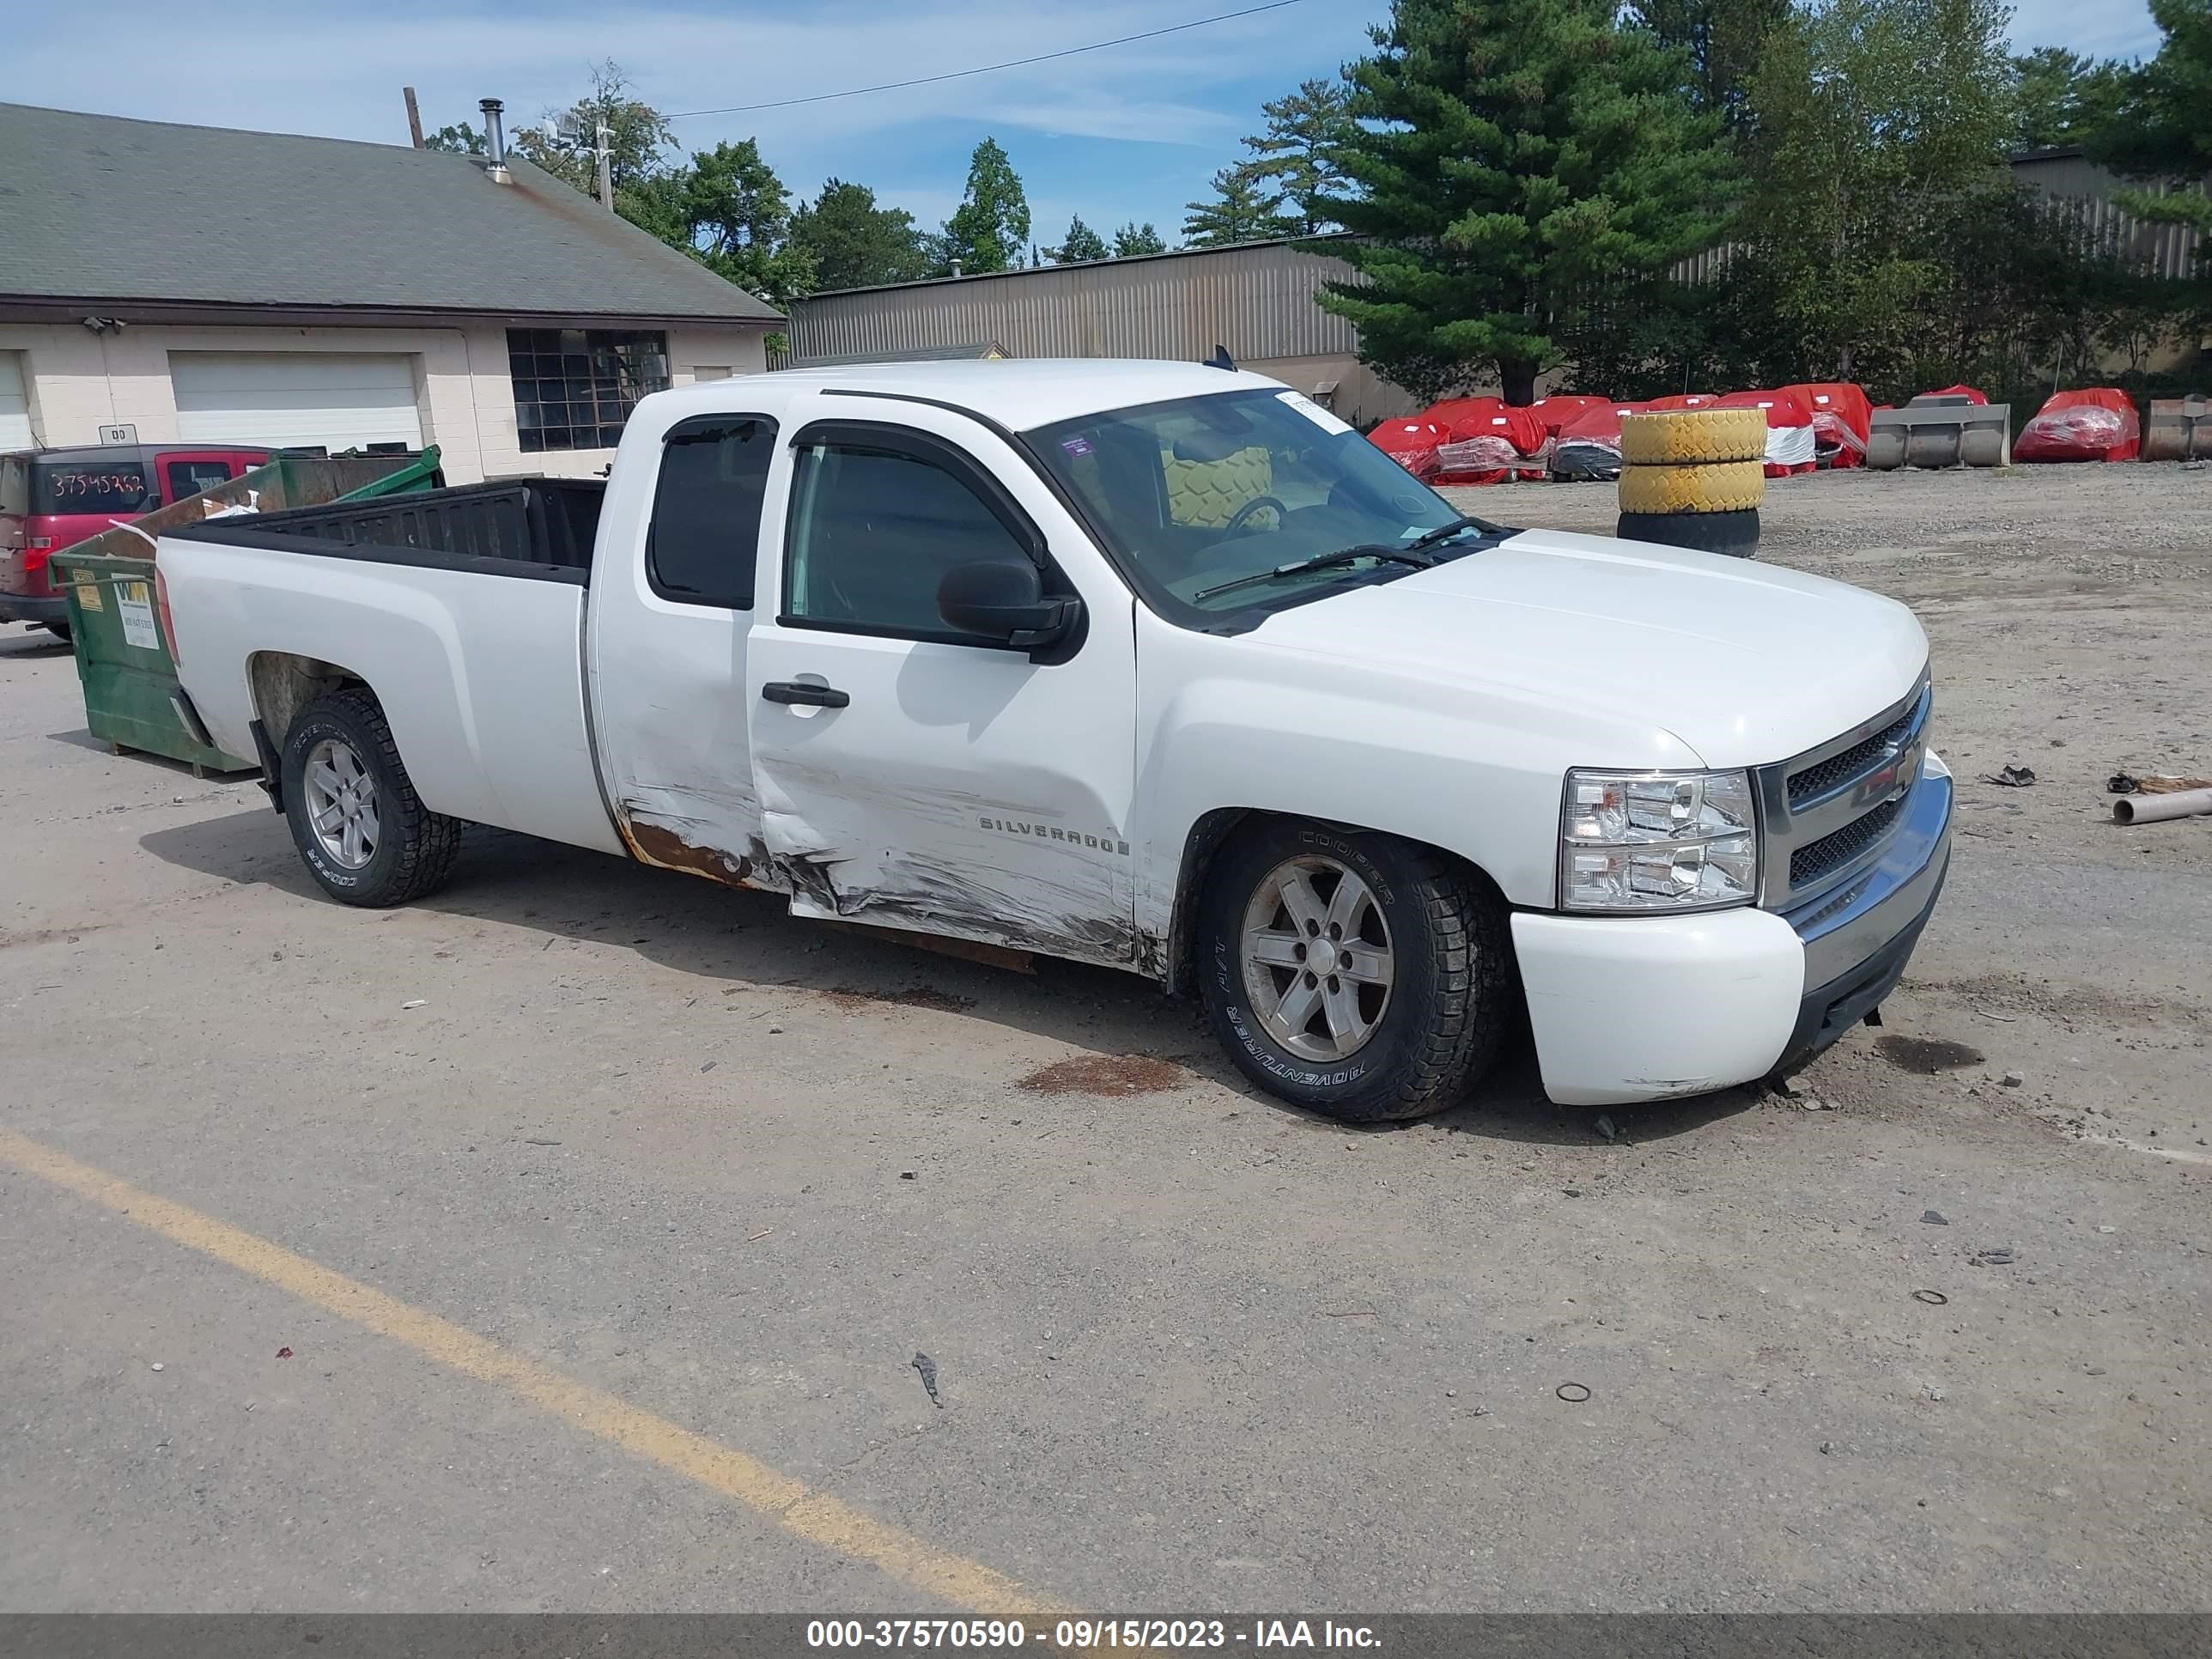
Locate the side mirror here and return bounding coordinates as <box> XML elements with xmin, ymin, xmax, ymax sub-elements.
<box><xmin>937</xmin><ymin>556</ymin><xmax>1080</xmax><ymax>648</ymax></box>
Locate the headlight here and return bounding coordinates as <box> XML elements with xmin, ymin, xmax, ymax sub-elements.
<box><xmin>1560</xmin><ymin>769</ymin><xmax>1758</xmax><ymax>912</ymax></box>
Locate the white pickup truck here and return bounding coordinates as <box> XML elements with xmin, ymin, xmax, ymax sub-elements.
<box><xmin>161</xmin><ymin>359</ymin><xmax>1951</xmax><ymax>1121</ymax></box>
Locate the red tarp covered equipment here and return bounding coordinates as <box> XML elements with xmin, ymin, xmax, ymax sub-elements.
<box><xmin>2014</xmin><ymin>388</ymin><xmax>2141</xmax><ymax>464</ymax></box>
<box><xmin>1369</xmin><ymin>416</ymin><xmax>1447</xmax><ymax>480</ymax></box>
<box><xmin>1918</xmin><ymin>385</ymin><xmax>1990</xmax><ymax>404</ymax></box>
<box><xmin>1528</xmin><ymin>395</ymin><xmax>1613</xmax><ymax>441</ymax></box>
<box><xmin>1716</xmin><ymin>389</ymin><xmax>1819</xmax><ymax>477</ymax></box>
<box><xmin>1551</xmin><ymin>401</ymin><xmax>1651</xmax><ymax>481</ymax></box>
<box><xmin>1784</xmin><ymin>382</ymin><xmax>1875</xmax><ymax>468</ymax></box>
<box><xmin>1647</xmin><ymin>392</ymin><xmax>1722</xmax><ymax>411</ymax></box>
<box><xmin>1422</xmin><ymin>397</ymin><xmax>1550</xmax><ymax>484</ymax></box>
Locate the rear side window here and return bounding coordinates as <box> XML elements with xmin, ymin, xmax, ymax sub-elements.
<box><xmin>647</xmin><ymin>415</ymin><xmax>776</xmax><ymax>608</ymax></box>
<box><xmin>167</xmin><ymin>459</ymin><xmax>234</xmax><ymax>500</ymax></box>
<box><xmin>33</xmin><ymin>463</ymin><xmax>150</xmax><ymax>515</ymax></box>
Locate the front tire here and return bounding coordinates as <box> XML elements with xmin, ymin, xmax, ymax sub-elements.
<box><xmin>280</xmin><ymin>687</ymin><xmax>461</xmax><ymax>907</ymax></box>
<box><xmin>1195</xmin><ymin>819</ymin><xmax>1510</xmax><ymax>1121</ymax></box>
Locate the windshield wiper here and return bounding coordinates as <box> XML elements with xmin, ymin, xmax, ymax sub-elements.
<box><xmin>1194</xmin><ymin>543</ymin><xmax>1435</xmax><ymax>603</ymax></box>
<box><xmin>1405</xmin><ymin>514</ymin><xmax>1506</xmax><ymax>554</ymax></box>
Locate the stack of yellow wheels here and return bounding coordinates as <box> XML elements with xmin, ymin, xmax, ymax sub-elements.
<box><xmin>1616</xmin><ymin>409</ymin><xmax>1768</xmax><ymax>558</ymax></box>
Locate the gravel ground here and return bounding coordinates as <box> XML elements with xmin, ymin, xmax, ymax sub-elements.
<box><xmin>3</xmin><ymin>460</ymin><xmax>2208</xmax><ymax>1615</ymax></box>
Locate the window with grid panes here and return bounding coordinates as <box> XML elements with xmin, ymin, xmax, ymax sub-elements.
<box><xmin>506</xmin><ymin>328</ymin><xmax>671</xmax><ymax>453</ymax></box>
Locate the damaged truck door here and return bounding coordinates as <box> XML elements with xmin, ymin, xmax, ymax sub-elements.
<box><xmin>742</xmin><ymin>404</ymin><xmax>1139</xmax><ymax>964</ymax></box>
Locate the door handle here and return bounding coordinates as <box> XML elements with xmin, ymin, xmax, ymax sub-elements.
<box><xmin>761</xmin><ymin>680</ymin><xmax>850</xmax><ymax>708</ymax></box>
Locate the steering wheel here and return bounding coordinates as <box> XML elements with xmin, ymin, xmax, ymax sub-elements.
<box><xmin>1224</xmin><ymin>494</ymin><xmax>1288</xmax><ymax>535</ymax></box>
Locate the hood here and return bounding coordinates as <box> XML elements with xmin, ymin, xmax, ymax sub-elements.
<box><xmin>1247</xmin><ymin>528</ymin><xmax>1929</xmax><ymax>768</ymax></box>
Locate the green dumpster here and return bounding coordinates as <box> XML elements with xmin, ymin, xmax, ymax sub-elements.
<box><xmin>54</xmin><ymin>447</ymin><xmax>443</xmax><ymax>775</ymax></box>
<box><xmin>53</xmin><ymin>552</ymin><xmax>251</xmax><ymax>775</ymax></box>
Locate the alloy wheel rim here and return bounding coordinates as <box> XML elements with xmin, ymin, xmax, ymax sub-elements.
<box><xmin>302</xmin><ymin>738</ymin><xmax>380</xmax><ymax>870</ymax></box>
<box><xmin>1239</xmin><ymin>854</ymin><xmax>1395</xmax><ymax>1062</ymax></box>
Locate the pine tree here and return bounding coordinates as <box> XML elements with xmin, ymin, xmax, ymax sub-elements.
<box><xmin>791</xmin><ymin>179</ymin><xmax>933</xmax><ymax>290</ymax></box>
<box><xmin>1318</xmin><ymin>0</ymin><xmax>1732</xmax><ymax>404</ymax></box>
<box><xmin>1182</xmin><ymin>162</ymin><xmax>1293</xmax><ymax>248</ymax></box>
<box><xmin>941</xmin><ymin>138</ymin><xmax>1031</xmax><ymax>273</ymax></box>
<box><xmin>1243</xmin><ymin>78</ymin><xmax>1356</xmax><ymax>234</ymax></box>
<box><xmin>2092</xmin><ymin>0</ymin><xmax>2212</xmax><ymax>234</ymax></box>
<box><xmin>1113</xmin><ymin>222</ymin><xmax>1169</xmax><ymax>257</ymax></box>
<box><xmin>1048</xmin><ymin>215</ymin><xmax>1111</xmax><ymax>264</ymax></box>
<box><xmin>1630</xmin><ymin>0</ymin><xmax>1790</xmax><ymax>136</ymax></box>
<box><xmin>2012</xmin><ymin>47</ymin><xmax>2129</xmax><ymax>152</ymax></box>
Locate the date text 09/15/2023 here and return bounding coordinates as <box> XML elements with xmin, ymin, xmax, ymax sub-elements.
<box><xmin>805</xmin><ymin>1620</ymin><xmax>1382</xmax><ymax>1650</ymax></box>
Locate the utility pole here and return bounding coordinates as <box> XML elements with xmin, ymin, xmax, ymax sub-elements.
<box><xmin>403</xmin><ymin>87</ymin><xmax>424</xmax><ymax>149</ymax></box>
<box><xmin>596</xmin><ymin>120</ymin><xmax>613</xmax><ymax>210</ymax></box>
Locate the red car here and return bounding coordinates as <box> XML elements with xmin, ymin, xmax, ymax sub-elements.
<box><xmin>2</xmin><ymin>443</ymin><xmax>275</xmax><ymax>640</ymax></box>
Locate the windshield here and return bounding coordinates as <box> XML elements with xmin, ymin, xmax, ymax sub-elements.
<box><xmin>1028</xmin><ymin>388</ymin><xmax>1476</xmax><ymax>627</ymax></box>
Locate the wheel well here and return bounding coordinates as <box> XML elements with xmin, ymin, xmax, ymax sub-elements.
<box><xmin>249</xmin><ymin>652</ymin><xmax>370</xmax><ymax>752</ymax></box>
<box><xmin>1162</xmin><ymin>809</ymin><xmax>1510</xmax><ymax>996</ymax></box>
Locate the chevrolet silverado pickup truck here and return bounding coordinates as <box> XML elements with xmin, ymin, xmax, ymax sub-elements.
<box><xmin>158</xmin><ymin>359</ymin><xmax>1952</xmax><ymax>1121</ymax></box>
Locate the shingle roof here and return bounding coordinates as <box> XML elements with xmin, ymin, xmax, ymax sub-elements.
<box><xmin>0</xmin><ymin>102</ymin><xmax>780</xmax><ymax>323</ymax></box>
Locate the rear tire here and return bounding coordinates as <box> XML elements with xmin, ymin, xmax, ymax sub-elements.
<box><xmin>280</xmin><ymin>687</ymin><xmax>462</xmax><ymax>907</ymax></box>
<box><xmin>1195</xmin><ymin>818</ymin><xmax>1509</xmax><ymax>1122</ymax></box>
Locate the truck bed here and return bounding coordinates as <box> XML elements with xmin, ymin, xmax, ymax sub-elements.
<box><xmin>176</xmin><ymin>478</ymin><xmax>605</xmax><ymax>579</ymax></box>
<box><xmin>161</xmin><ymin>477</ymin><xmax>625</xmax><ymax>859</ymax></box>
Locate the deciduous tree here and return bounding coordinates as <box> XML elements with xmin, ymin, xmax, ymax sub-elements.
<box><xmin>941</xmin><ymin>138</ymin><xmax>1031</xmax><ymax>273</ymax></box>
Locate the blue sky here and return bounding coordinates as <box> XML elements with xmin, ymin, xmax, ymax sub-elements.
<box><xmin>15</xmin><ymin>0</ymin><xmax>2169</xmax><ymax>255</ymax></box>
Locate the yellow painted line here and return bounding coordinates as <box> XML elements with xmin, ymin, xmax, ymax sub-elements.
<box><xmin>0</xmin><ymin>1129</ymin><xmax>1061</xmax><ymax>1619</ymax></box>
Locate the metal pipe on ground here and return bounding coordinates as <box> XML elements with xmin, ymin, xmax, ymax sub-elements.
<box><xmin>2113</xmin><ymin>788</ymin><xmax>2212</xmax><ymax>824</ymax></box>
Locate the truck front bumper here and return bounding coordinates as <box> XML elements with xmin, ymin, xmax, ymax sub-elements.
<box><xmin>1511</xmin><ymin>753</ymin><xmax>1953</xmax><ymax>1107</ymax></box>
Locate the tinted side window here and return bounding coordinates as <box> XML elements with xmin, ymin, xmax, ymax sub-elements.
<box><xmin>784</xmin><ymin>444</ymin><xmax>1031</xmax><ymax>637</ymax></box>
<box><xmin>648</xmin><ymin>416</ymin><xmax>775</xmax><ymax>608</ymax></box>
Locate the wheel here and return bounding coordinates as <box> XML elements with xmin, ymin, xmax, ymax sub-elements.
<box><xmin>1618</xmin><ymin>409</ymin><xmax>1767</xmax><ymax>466</ymax></box>
<box><xmin>1617</xmin><ymin>459</ymin><xmax>1766</xmax><ymax>515</ymax></box>
<box><xmin>42</xmin><ymin>620</ymin><xmax>71</xmax><ymax>643</ymax></box>
<box><xmin>1195</xmin><ymin>818</ymin><xmax>1510</xmax><ymax>1121</ymax></box>
<box><xmin>280</xmin><ymin>687</ymin><xmax>462</xmax><ymax>906</ymax></box>
<box><xmin>1617</xmin><ymin>508</ymin><xmax>1761</xmax><ymax>558</ymax></box>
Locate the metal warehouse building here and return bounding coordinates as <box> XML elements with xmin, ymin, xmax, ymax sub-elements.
<box><xmin>781</xmin><ymin>238</ymin><xmax>1420</xmax><ymax>426</ymax></box>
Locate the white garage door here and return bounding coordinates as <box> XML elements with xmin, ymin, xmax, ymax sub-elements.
<box><xmin>170</xmin><ymin>351</ymin><xmax>423</xmax><ymax>450</ymax></box>
<box><xmin>0</xmin><ymin>353</ymin><xmax>31</xmax><ymax>450</ymax></box>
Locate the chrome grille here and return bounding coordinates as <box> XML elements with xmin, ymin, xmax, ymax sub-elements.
<box><xmin>1791</xmin><ymin>793</ymin><xmax>1905</xmax><ymax>885</ymax></box>
<box><xmin>1757</xmin><ymin>677</ymin><xmax>1931</xmax><ymax>910</ymax></box>
<box><xmin>1789</xmin><ymin>704</ymin><xmax>1920</xmax><ymax>804</ymax></box>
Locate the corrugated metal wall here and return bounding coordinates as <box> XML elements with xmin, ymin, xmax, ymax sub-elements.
<box><xmin>786</xmin><ymin>241</ymin><xmax>1364</xmax><ymax>366</ymax></box>
<box><xmin>2013</xmin><ymin>152</ymin><xmax>2205</xmax><ymax>282</ymax></box>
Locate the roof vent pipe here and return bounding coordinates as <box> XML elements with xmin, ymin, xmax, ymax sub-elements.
<box><xmin>950</xmin><ymin>259</ymin><xmax>963</xmax><ymax>278</ymax></box>
<box><xmin>479</xmin><ymin>98</ymin><xmax>510</xmax><ymax>181</ymax></box>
